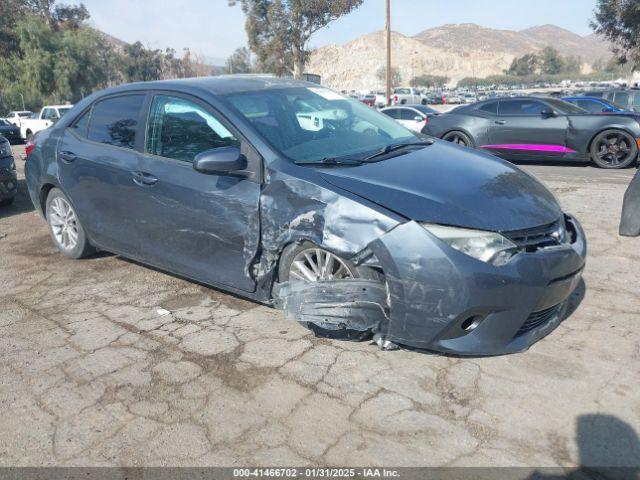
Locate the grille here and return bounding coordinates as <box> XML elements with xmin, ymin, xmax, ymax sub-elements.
<box><xmin>517</xmin><ymin>304</ymin><xmax>562</xmax><ymax>336</ymax></box>
<box><xmin>504</xmin><ymin>220</ymin><xmax>566</xmax><ymax>252</ymax></box>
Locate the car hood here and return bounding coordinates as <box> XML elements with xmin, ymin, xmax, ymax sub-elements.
<box><xmin>319</xmin><ymin>141</ymin><xmax>562</xmax><ymax>232</ymax></box>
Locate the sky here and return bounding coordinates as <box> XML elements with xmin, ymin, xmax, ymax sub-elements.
<box><xmin>77</xmin><ymin>0</ymin><xmax>600</xmax><ymax>65</ymax></box>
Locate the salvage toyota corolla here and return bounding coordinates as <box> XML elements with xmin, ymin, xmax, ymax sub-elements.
<box><xmin>24</xmin><ymin>76</ymin><xmax>587</xmax><ymax>355</ymax></box>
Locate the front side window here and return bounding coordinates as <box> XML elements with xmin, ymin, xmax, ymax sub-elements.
<box><xmin>498</xmin><ymin>100</ymin><xmax>546</xmax><ymax>115</ymax></box>
<box><xmin>399</xmin><ymin>109</ymin><xmax>420</xmax><ymax>120</ymax></box>
<box><xmin>146</xmin><ymin>95</ymin><xmax>239</xmax><ymax>162</ymax></box>
<box><xmin>225</xmin><ymin>87</ymin><xmax>415</xmax><ymax>162</ymax></box>
<box><xmin>87</xmin><ymin>95</ymin><xmax>145</xmax><ymax>149</ymax></box>
<box><xmin>478</xmin><ymin>102</ymin><xmax>498</xmax><ymax>115</ymax></box>
<box><xmin>577</xmin><ymin>100</ymin><xmax>601</xmax><ymax>113</ymax></box>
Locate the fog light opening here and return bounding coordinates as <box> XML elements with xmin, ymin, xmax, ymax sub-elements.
<box><xmin>461</xmin><ymin>315</ymin><xmax>483</xmax><ymax>333</ymax></box>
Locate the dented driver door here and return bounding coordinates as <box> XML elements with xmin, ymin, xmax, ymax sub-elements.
<box><xmin>129</xmin><ymin>93</ymin><xmax>261</xmax><ymax>293</ymax></box>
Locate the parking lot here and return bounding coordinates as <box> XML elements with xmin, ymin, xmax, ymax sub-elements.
<box><xmin>1</xmin><ymin>143</ymin><xmax>639</xmax><ymax>468</ymax></box>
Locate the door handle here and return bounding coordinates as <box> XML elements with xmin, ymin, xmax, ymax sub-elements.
<box><xmin>494</xmin><ymin>120</ymin><xmax>507</xmax><ymax>125</ymax></box>
<box><xmin>131</xmin><ymin>171</ymin><xmax>158</xmax><ymax>187</ymax></box>
<box><xmin>58</xmin><ymin>151</ymin><xmax>77</xmax><ymax>162</ymax></box>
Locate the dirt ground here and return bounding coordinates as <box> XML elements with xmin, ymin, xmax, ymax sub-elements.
<box><xmin>1</xmin><ymin>144</ymin><xmax>639</xmax><ymax>468</ymax></box>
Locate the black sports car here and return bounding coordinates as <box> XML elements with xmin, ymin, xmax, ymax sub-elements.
<box><xmin>424</xmin><ymin>97</ymin><xmax>640</xmax><ymax>169</ymax></box>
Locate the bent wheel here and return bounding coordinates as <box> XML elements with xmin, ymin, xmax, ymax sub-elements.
<box><xmin>278</xmin><ymin>242</ymin><xmax>380</xmax><ymax>341</ymax></box>
<box><xmin>443</xmin><ymin>131</ymin><xmax>473</xmax><ymax>147</ymax></box>
<box><xmin>45</xmin><ymin>188</ymin><xmax>95</xmax><ymax>259</ymax></box>
<box><xmin>591</xmin><ymin>129</ymin><xmax>638</xmax><ymax>169</ymax></box>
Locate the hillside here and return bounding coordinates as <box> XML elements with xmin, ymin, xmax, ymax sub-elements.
<box><xmin>308</xmin><ymin>23</ymin><xmax>613</xmax><ymax>90</ymax></box>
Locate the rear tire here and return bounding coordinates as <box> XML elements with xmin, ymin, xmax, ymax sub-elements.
<box><xmin>0</xmin><ymin>197</ymin><xmax>14</xmax><ymax>207</ymax></box>
<box><xmin>45</xmin><ymin>188</ymin><xmax>95</xmax><ymax>259</ymax></box>
<box><xmin>278</xmin><ymin>241</ymin><xmax>382</xmax><ymax>341</ymax></box>
<box><xmin>590</xmin><ymin>129</ymin><xmax>638</xmax><ymax>169</ymax></box>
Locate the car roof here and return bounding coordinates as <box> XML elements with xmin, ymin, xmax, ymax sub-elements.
<box><xmin>563</xmin><ymin>96</ymin><xmax>606</xmax><ymax>101</ymax></box>
<box><xmin>93</xmin><ymin>75</ymin><xmax>317</xmax><ymax>97</ymax></box>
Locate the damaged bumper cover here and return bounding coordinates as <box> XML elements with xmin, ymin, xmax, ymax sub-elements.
<box><xmin>276</xmin><ymin>215</ymin><xmax>586</xmax><ymax>356</ymax></box>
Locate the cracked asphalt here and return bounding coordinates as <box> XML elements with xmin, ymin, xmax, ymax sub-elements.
<box><xmin>1</xmin><ymin>144</ymin><xmax>639</xmax><ymax>468</ymax></box>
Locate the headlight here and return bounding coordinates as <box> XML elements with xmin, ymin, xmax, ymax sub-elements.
<box><xmin>421</xmin><ymin>223</ymin><xmax>517</xmax><ymax>266</ymax></box>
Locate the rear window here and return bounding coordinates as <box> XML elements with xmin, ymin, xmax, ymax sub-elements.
<box><xmin>87</xmin><ymin>95</ymin><xmax>145</xmax><ymax>149</ymax></box>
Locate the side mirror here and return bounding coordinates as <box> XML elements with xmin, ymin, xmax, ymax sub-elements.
<box><xmin>193</xmin><ymin>146</ymin><xmax>247</xmax><ymax>175</ymax></box>
<box><xmin>541</xmin><ymin>108</ymin><xmax>556</xmax><ymax>118</ymax></box>
<box><xmin>414</xmin><ymin>116</ymin><xmax>424</xmax><ymax>122</ymax></box>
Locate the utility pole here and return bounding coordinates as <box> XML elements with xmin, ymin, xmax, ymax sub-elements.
<box><xmin>386</xmin><ymin>0</ymin><xmax>392</xmax><ymax>106</ymax></box>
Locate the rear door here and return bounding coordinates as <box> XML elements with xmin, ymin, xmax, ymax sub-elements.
<box><xmin>57</xmin><ymin>93</ymin><xmax>148</xmax><ymax>255</ymax></box>
<box><xmin>126</xmin><ymin>92</ymin><xmax>261</xmax><ymax>292</ymax></box>
<box><xmin>488</xmin><ymin>99</ymin><xmax>569</xmax><ymax>159</ymax></box>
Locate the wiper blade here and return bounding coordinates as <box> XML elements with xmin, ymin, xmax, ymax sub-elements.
<box><xmin>364</xmin><ymin>140</ymin><xmax>435</xmax><ymax>161</ymax></box>
<box><xmin>294</xmin><ymin>157</ymin><xmax>362</xmax><ymax>166</ymax></box>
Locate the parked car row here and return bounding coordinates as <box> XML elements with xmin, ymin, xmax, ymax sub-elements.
<box><xmin>2</xmin><ymin>104</ymin><xmax>73</xmax><ymax>142</ymax></box>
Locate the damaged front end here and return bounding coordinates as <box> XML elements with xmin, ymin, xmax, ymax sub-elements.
<box><xmin>272</xmin><ymin>215</ymin><xmax>587</xmax><ymax>356</ymax></box>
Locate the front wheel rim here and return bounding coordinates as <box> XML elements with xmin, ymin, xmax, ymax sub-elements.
<box><xmin>289</xmin><ymin>248</ymin><xmax>354</xmax><ymax>283</ymax></box>
<box><xmin>49</xmin><ymin>197</ymin><xmax>79</xmax><ymax>250</ymax></box>
<box><xmin>595</xmin><ymin>132</ymin><xmax>635</xmax><ymax>166</ymax></box>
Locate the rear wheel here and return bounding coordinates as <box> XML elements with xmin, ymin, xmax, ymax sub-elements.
<box><xmin>443</xmin><ymin>130</ymin><xmax>473</xmax><ymax>147</ymax></box>
<box><xmin>278</xmin><ymin>242</ymin><xmax>381</xmax><ymax>341</ymax></box>
<box><xmin>0</xmin><ymin>197</ymin><xmax>14</xmax><ymax>207</ymax></box>
<box><xmin>590</xmin><ymin>129</ymin><xmax>638</xmax><ymax>169</ymax></box>
<box><xmin>45</xmin><ymin>188</ymin><xmax>95</xmax><ymax>259</ymax></box>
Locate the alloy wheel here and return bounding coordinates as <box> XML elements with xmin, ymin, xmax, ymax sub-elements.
<box><xmin>49</xmin><ymin>197</ymin><xmax>79</xmax><ymax>251</ymax></box>
<box><xmin>289</xmin><ymin>248</ymin><xmax>354</xmax><ymax>282</ymax></box>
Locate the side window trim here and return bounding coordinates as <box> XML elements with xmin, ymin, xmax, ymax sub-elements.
<box><xmin>68</xmin><ymin>92</ymin><xmax>148</xmax><ymax>151</ymax></box>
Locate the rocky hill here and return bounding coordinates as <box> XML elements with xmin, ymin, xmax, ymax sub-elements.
<box><xmin>307</xmin><ymin>23</ymin><xmax>613</xmax><ymax>90</ymax></box>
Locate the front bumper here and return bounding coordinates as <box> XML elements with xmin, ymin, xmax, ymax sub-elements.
<box><xmin>368</xmin><ymin>215</ymin><xmax>587</xmax><ymax>355</ymax></box>
<box><xmin>0</xmin><ymin>155</ymin><xmax>18</xmax><ymax>200</ymax></box>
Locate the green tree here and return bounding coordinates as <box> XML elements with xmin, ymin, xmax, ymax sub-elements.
<box><xmin>226</xmin><ymin>47</ymin><xmax>254</xmax><ymax>74</ymax></box>
<box><xmin>540</xmin><ymin>47</ymin><xmax>564</xmax><ymax>75</ymax></box>
<box><xmin>229</xmin><ymin>0</ymin><xmax>364</xmax><ymax>78</ymax></box>
<box><xmin>592</xmin><ymin>0</ymin><xmax>640</xmax><ymax>70</ymax></box>
<box><xmin>410</xmin><ymin>74</ymin><xmax>449</xmax><ymax>88</ymax></box>
<box><xmin>506</xmin><ymin>53</ymin><xmax>539</xmax><ymax>76</ymax></box>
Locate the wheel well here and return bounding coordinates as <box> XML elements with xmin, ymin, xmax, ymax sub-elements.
<box><xmin>39</xmin><ymin>184</ymin><xmax>55</xmax><ymax>216</ymax></box>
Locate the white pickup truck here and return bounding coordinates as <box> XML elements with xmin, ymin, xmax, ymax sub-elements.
<box><xmin>392</xmin><ymin>88</ymin><xmax>427</xmax><ymax>105</ymax></box>
<box><xmin>19</xmin><ymin>104</ymin><xmax>73</xmax><ymax>139</ymax></box>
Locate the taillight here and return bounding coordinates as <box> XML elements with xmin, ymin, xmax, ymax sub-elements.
<box><xmin>394</xmin><ymin>95</ymin><xmax>398</xmax><ymax>102</ymax></box>
<box><xmin>25</xmin><ymin>139</ymin><xmax>36</xmax><ymax>157</ymax></box>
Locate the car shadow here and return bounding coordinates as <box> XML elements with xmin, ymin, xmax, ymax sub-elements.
<box><xmin>527</xmin><ymin>413</ymin><xmax>640</xmax><ymax>479</ymax></box>
<box><xmin>0</xmin><ymin>179</ymin><xmax>35</xmax><ymax>219</ymax></box>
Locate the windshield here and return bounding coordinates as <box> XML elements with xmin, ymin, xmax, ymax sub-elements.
<box><xmin>0</xmin><ymin>119</ymin><xmax>9</xmax><ymax>126</ymax></box>
<box><xmin>18</xmin><ymin>112</ymin><xmax>31</xmax><ymax>118</ymax></box>
<box><xmin>546</xmin><ymin>98</ymin><xmax>586</xmax><ymax>114</ymax></box>
<box><xmin>224</xmin><ymin>87</ymin><xmax>416</xmax><ymax>162</ymax></box>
